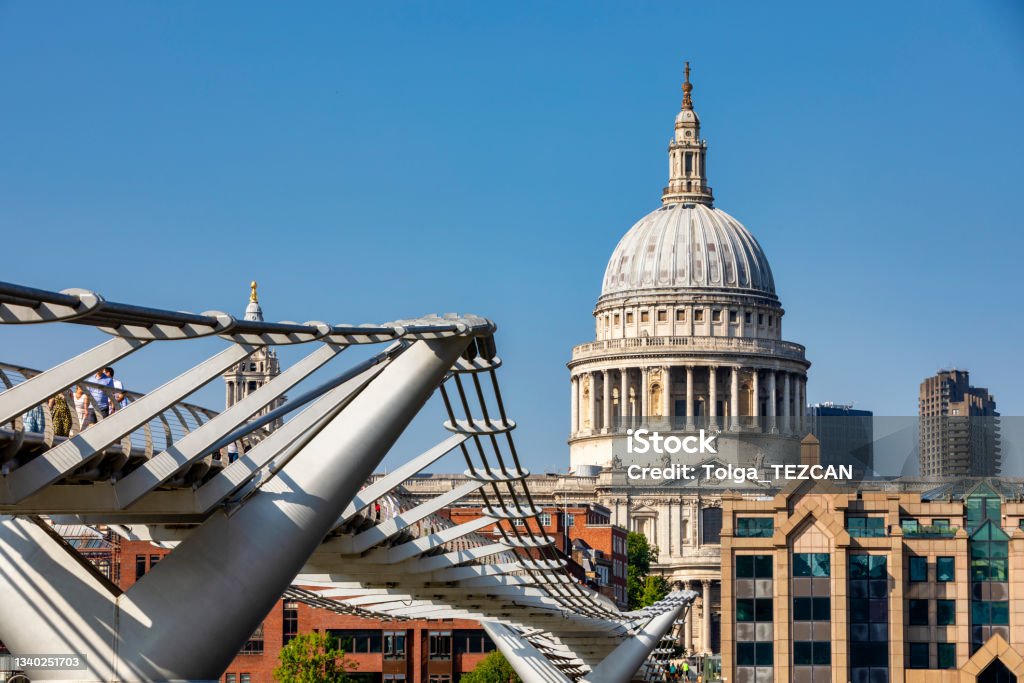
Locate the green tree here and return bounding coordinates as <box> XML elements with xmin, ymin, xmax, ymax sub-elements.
<box><xmin>626</xmin><ymin>531</ymin><xmax>666</xmax><ymax>609</ymax></box>
<box><xmin>273</xmin><ymin>632</ymin><xmax>357</xmax><ymax>683</ymax></box>
<box><xmin>639</xmin><ymin>574</ymin><xmax>670</xmax><ymax>607</ymax></box>
<box><xmin>459</xmin><ymin>651</ymin><xmax>521</xmax><ymax>683</ymax></box>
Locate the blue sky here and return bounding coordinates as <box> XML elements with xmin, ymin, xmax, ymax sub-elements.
<box><xmin>1</xmin><ymin>2</ymin><xmax>1022</xmax><ymax>473</ymax></box>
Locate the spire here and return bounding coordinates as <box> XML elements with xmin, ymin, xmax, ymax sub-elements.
<box><xmin>662</xmin><ymin>61</ymin><xmax>714</xmax><ymax>206</ymax></box>
<box><xmin>681</xmin><ymin>61</ymin><xmax>693</xmax><ymax>110</ymax></box>
<box><xmin>244</xmin><ymin>280</ymin><xmax>264</xmax><ymax>322</ymax></box>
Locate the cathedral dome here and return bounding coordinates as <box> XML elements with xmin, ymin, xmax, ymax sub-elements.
<box><xmin>600</xmin><ymin>202</ymin><xmax>776</xmax><ymax>299</ymax></box>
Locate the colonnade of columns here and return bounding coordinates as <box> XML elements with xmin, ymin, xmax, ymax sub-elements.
<box><xmin>678</xmin><ymin>578</ymin><xmax>715</xmax><ymax>655</ymax></box>
<box><xmin>570</xmin><ymin>365</ymin><xmax>807</xmax><ymax>436</ymax></box>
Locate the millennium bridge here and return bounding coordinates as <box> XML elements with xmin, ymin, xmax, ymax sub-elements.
<box><xmin>0</xmin><ymin>281</ymin><xmax>695</xmax><ymax>683</ymax></box>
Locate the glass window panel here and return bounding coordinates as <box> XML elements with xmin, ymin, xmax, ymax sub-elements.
<box><xmin>990</xmin><ymin>558</ymin><xmax>1009</xmax><ymax>581</ymax></box>
<box><xmin>908</xmin><ymin>599</ymin><xmax>928</xmax><ymax>625</ymax></box>
<box><xmin>737</xmin><ymin>642</ymin><xmax>755</xmax><ymax>666</ymax></box>
<box><xmin>793</xmin><ymin>597</ymin><xmax>812</xmax><ymax>621</ymax></box>
<box><xmin>909</xmin><ymin>557</ymin><xmax>927</xmax><ymax>582</ymax></box>
<box><xmin>813</xmin><ymin>597</ymin><xmax>830</xmax><ymax>621</ymax></box>
<box><xmin>936</xmin><ymin>600</ymin><xmax>955</xmax><ymax>625</ymax></box>
<box><xmin>754</xmin><ymin>555</ymin><xmax>772</xmax><ymax>579</ymax></box>
<box><xmin>793</xmin><ymin>553</ymin><xmax>812</xmax><ymax>577</ymax></box>
<box><xmin>812</xmin><ymin>641</ymin><xmax>831</xmax><ymax>665</ymax></box>
<box><xmin>937</xmin><ymin>643</ymin><xmax>956</xmax><ymax>669</ymax></box>
<box><xmin>737</xmin><ymin>598</ymin><xmax>754</xmax><ymax>622</ymax></box>
<box><xmin>850</xmin><ymin>555</ymin><xmax>870</xmax><ymax>579</ymax></box>
<box><xmin>936</xmin><ymin>557</ymin><xmax>954</xmax><ymax>582</ymax></box>
<box><xmin>869</xmin><ymin>579</ymin><xmax>888</xmax><ymax>598</ymax></box>
<box><xmin>869</xmin><ymin>556</ymin><xmax>887</xmax><ymax>578</ymax></box>
<box><xmin>850</xmin><ymin>598</ymin><xmax>869</xmax><ymax>623</ymax></box>
<box><xmin>850</xmin><ymin>624</ymin><xmax>869</xmax><ymax>642</ymax></box>
<box><xmin>754</xmin><ymin>598</ymin><xmax>773</xmax><ymax>622</ymax></box>
<box><xmin>794</xmin><ymin>642</ymin><xmax>812</xmax><ymax>666</ymax></box>
<box><xmin>991</xmin><ymin>601</ymin><xmax>1009</xmax><ymax>625</ymax></box>
<box><xmin>755</xmin><ymin>642</ymin><xmax>773</xmax><ymax>666</ymax></box>
<box><xmin>908</xmin><ymin>643</ymin><xmax>929</xmax><ymax>669</ymax></box>
<box><xmin>972</xmin><ymin>601</ymin><xmax>990</xmax><ymax>623</ymax></box>
<box><xmin>869</xmin><ymin>598</ymin><xmax>888</xmax><ymax>621</ymax></box>
<box><xmin>737</xmin><ymin>555</ymin><xmax>754</xmax><ymax>579</ymax></box>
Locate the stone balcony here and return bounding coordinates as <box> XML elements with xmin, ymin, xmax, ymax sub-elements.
<box><xmin>570</xmin><ymin>335</ymin><xmax>807</xmax><ymax>363</ymax></box>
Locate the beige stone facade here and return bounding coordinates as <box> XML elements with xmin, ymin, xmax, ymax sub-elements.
<box><xmin>721</xmin><ymin>472</ymin><xmax>1024</xmax><ymax>683</ymax></box>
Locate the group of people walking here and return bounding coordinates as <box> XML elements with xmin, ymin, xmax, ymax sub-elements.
<box><xmin>22</xmin><ymin>367</ymin><xmax>127</xmax><ymax>437</ymax></box>
<box><xmin>666</xmin><ymin>659</ymin><xmax>698</xmax><ymax>682</ymax></box>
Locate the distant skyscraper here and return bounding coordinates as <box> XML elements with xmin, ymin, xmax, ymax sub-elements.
<box><xmin>806</xmin><ymin>402</ymin><xmax>873</xmax><ymax>476</ymax></box>
<box><xmin>918</xmin><ymin>369</ymin><xmax>1000</xmax><ymax>477</ymax></box>
<box><xmin>222</xmin><ymin>281</ymin><xmax>283</xmax><ymax>441</ymax></box>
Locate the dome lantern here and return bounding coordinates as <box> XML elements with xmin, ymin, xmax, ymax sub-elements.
<box><xmin>663</xmin><ymin>61</ymin><xmax>713</xmax><ymax>206</ymax></box>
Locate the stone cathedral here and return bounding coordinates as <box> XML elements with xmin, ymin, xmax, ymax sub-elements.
<box><xmin>564</xmin><ymin>64</ymin><xmax>811</xmax><ymax>655</ymax></box>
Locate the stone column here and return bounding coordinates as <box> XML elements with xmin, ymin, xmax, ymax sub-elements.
<box><xmin>663</xmin><ymin>366</ymin><xmax>673</xmax><ymax>421</ymax></box>
<box><xmin>570</xmin><ymin>375</ymin><xmax>579</xmax><ymax>434</ymax></box>
<box><xmin>730</xmin><ymin>366</ymin><xmax>740</xmax><ymax>430</ymax></box>
<box><xmin>684</xmin><ymin>580</ymin><xmax>695</xmax><ymax>653</ymax></box>
<box><xmin>708</xmin><ymin>366</ymin><xmax>718</xmax><ymax>429</ymax></box>
<box><xmin>640</xmin><ymin>366</ymin><xmax>649</xmax><ymax>424</ymax></box>
<box><xmin>685</xmin><ymin>365</ymin><xmax>695</xmax><ymax>429</ymax></box>
<box><xmin>588</xmin><ymin>372</ymin><xmax>598</xmax><ymax>433</ymax></box>
<box><xmin>225</xmin><ymin>381</ymin><xmax>233</xmax><ymax>410</ymax></box>
<box><xmin>768</xmin><ymin>370</ymin><xmax>777</xmax><ymax>433</ymax></box>
<box><xmin>602</xmin><ymin>370</ymin><xmax>611</xmax><ymax>434</ymax></box>
<box><xmin>702</xmin><ymin>579</ymin><xmax>712</xmax><ymax>654</ymax></box>
<box><xmin>752</xmin><ymin>368</ymin><xmax>760</xmax><ymax>421</ymax></box>
<box><xmin>783</xmin><ymin>371</ymin><xmax>792</xmax><ymax>434</ymax></box>
<box><xmin>620</xmin><ymin>369</ymin><xmax>629</xmax><ymax>428</ymax></box>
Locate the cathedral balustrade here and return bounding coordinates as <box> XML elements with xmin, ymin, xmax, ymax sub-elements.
<box><xmin>571</xmin><ymin>335</ymin><xmax>806</xmax><ymax>362</ymax></box>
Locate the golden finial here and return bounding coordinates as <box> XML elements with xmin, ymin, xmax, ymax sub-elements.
<box><xmin>681</xmin><ymin>61</ymin><xmax>694</xmax><ymax>110</ymax></box>
<box><xmin>250</xmin><ymin>280</ymin><xmax>259</xmax><ymax>303</ymax></box>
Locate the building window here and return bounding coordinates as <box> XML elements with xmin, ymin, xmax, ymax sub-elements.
<box><xmin>793</xmin><ymin>641</ymin><xmax>830</xmax><ymax>666</ymax></box>
<box><xmin>908</xmin><ymin>599</ymin><xmax>929</xmax><ymax>625</ymax></box>
<box><xmin>538</xmin><ymin>512</ymin><xmax>552</xmax><ymax>527</ymax></box>
<box><xmin>283</xmin><ymin>601</ymin><xmax>299</xmax><ymax>646</ymax></box>
<box><xmin>657</xmin><ymin>310</ymin><xmax>667</xmax><ymax>322</ymax></box>
<box><xmin>901</xmin><ymin>518</ymin><xmax>919</xmax><ymax>534</ymax></box>
<box><xmin>909</xmin><ymin>556</ymin><xmax>927</xmax><ymax>582</ymax></box>
<box><xmin>240</xmin><ymin>675</ymin><xmax>250</xmax><ymax>683</ymax></box>
<box><xmin>453</xmin><ymin>630</ymin><xmax>495</xmax><ymax>654</ymax></box>
<box><xmin>240</xmin><ymin>622</ymin><xmax>264</xmax><ymax>655</ymax></box>
<box><xmin>712</xmin><ymin>309</ymin><xmax>722</xmax><ymax>322</ymax></box>
<box><xmin>701</xmin><ymin>507</ymin><xmax>723</xmax><ymax>544</ymax></box>
<box><xmin>758</xmin><ymin>313</ymin><xmax>764</xmax><ymax>325</ymax></box>
<box><xmin>135</xmin><ymin>554</ymin><xmax>146</xmax><ymax>581</ymax></box>
<box><xmin>511</xmin><ymin>518</ymin><xmax>525</xmax><ymax>527</ymax></box>
<box><xmin>793</xmin><ymin>597</ymin><xmax>830</xmax><ymax>621</ymax></box>
<box><xmin>383</xmin><ymin>631</ymin><xmax>407</xmax><ymax>660</ymax></box>
<box><xmin>428</xmin><ymin>631</ymin><xmax>452</xmax><ymax>660</ymax></box>
<box><xmin>729</xmin><ymin>310</ymin><xmax>738</xmax><ymax>323</ymax></box>
<box><xmin>565</xmin><ymin>513</ymin><xmax>575</xmax><ymax>527</ymax></box>
<box><xmin>640</xmin><ymin>311</ymin><xmax>650</xmax><ymax>323</ymax></box>
<box><xmin>793</xmin><ymin>553</ymin><xmax>830</xmax><ymax>577</ymax></box>
<box><xmin>428</xmin><ymin>676</ymin><xmax>450</xmax><ymax>683</ymax></box>
<box><xmin>332</xmin><ymin>630</ymin><xmax>382</xmax><ymax>654</ymax></box>
<box><xmin>847</xmin><ymin>516</ymin><xmax>885</xmax><ymax>537</ymax></box>
<box><xmin>936</xmin><ymin>556</ymin><xmax>954</xmax><ymax>582</ymax></box>
<box><xmin>936</xmin><ymin>599</ymin><xmax>956</xmax><ymax>625</ymax></box>
<box><xmin>694</xmin><ymin>309</ymin><xmax>704</xmax><ymax>322</ymax></box>
<box><xmin>226</xmin><ymin>675</ymin><xmax>236</xmax><ymax>683</ymax></box>
<box><xmin>736</xmin><ymin>554</ymin><xmax>773</xmax><ymax>680</ymax></box>
<box><xmin>937</xmin><ymin>642</ymin><xmax>956</xmax><ymax>669</ymax></box>
<box><xmin>849</xmin><ymin>554</ymin><xmax>888</xmax><ymax>682</ymax></box>
<box><xmin>384</xmin><ymin>676</ymin><xmax>407</xmax><ymax>683</ymax></box>
<box><xmin>613</xmin><ymin>313</ymin><xmax>620</xmax><ymax>325</ymax></box>
<box><xmin>908</xmin><ymin>643</ymin><xmax>929</xmax><ymax>669</ymax></box>
<box><xmin>626</xmin><ymin>312</ymin><xmax>634</xmax><ymax>324</ymax></box>
<box><xmin>735</xmin><ymin>517</ymin><xmax>774</xmax><ymax>538</ymax></box>
<box><xmin>675</xmin><ymin>310</ymin><xmax>686</xmax><ymax>322</ymax></box>
<box><xmin>744</xmin><ymin>312</ymin><xmax>752</xmax><ymax>324</ymax></box>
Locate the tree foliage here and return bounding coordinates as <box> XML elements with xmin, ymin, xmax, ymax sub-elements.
<box><xmin>273</xmin><ymin>632</ymin><xmax>357</xmax><ymax>683</ymax></box>
<box><xmin>459</xmin><ymin>651</ymin><xmax>521</xmax><ymax>683</ymax></box>
<box><xmin>627</xmin><ymin>531</ymin><xmax>668</xmax><ymax>608</ymax></box>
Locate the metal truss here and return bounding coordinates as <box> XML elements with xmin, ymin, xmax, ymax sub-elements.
<box><xmin>0</xmin><ymin>280</ymin><xmax>696</xmax><ymax>683</ymax></box>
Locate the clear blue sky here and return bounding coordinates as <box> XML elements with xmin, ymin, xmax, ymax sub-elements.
<box><xmin>1</xmin><ymin>2</ymin><xmax>1022</xmax><ymax>473</ymax></box>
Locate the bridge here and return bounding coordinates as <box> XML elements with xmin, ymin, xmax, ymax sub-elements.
<box><xmin>0</xmin><ymin>281</ymin><xmax>695</xmax><ymax>683</ymax></box>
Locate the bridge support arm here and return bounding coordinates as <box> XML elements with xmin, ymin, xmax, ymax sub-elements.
<box><xmin>481</xmin><ymin>622</ymin><xmax>572</xmax><ymax>683</ymax></box>
<box><xmin>579</xmin><ymin>604</ymin><xmax>686</xmax><ymax>683</ymax></box>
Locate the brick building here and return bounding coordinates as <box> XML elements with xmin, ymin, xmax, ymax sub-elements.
<box><xmin>442</xmin><ymin>502</ymin><xmax>629</xmax><ymax>608</ymax></box>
